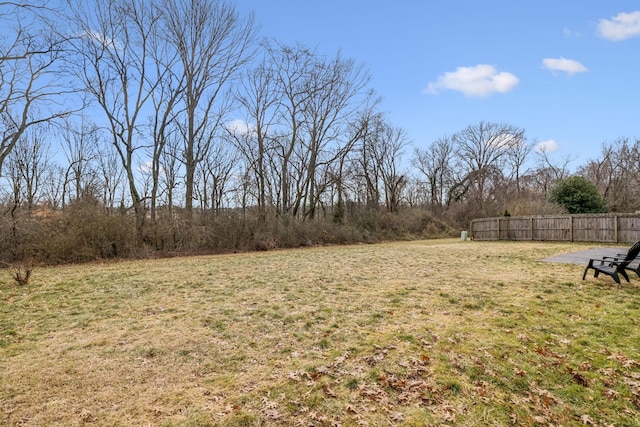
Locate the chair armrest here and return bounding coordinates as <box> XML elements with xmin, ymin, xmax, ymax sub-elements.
<box><xmin>591</xmin><ymin>257</ymin><xmax>622</xmax><ymax>267</ymax></box>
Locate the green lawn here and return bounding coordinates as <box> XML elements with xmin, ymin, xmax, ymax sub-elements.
<box><xmin>1</xmin><ymin>239</ymin><xmax>639</xmax><ymax>426</ymax></box>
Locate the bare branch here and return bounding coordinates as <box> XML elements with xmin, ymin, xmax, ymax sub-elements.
<box><xmin>0</xmin><ymin>1</ymin><xmax>77</xmax><ymax>174</ymax></box>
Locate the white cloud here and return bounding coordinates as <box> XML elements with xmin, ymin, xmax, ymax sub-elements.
<box><xmin>424</xmin><ymin>64</ymin><xmax>519</xmax><ymax>97</ymax></box>
<box><xmin>563</xmin><ymin>27</ymin><xmax>582</xmax><ymax>38</ymax></box>
<box><xmin>225</xmin><ymin>119</ymin><xmax>255</xmax><ymax>135</ymax></box>
<box><xmin>542</xmin><ymin>57</ymin><xmax>588</xmax><ymax>76</ymax></box>
<box><xmin>597</xmin><ymin>11</ymin><xmax>640</xmax><ymax>41</ymax></box>
<box><xmin>82</xmin><ymin>30</ymin><xmax>120</xmax><ymax>50</ymax></box>
<box><xmin>535</xmin><ymin>139</ymin><xmax>559</xmax><ymax>153</ymax></box>
<box><xmin>138</xmin><ymin>160</ymin><xmax>154</xmax><ymax>174</ymax></box>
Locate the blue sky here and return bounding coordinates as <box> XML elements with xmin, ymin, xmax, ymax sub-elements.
<box><xmin>235</xmin><ymin>0</ymin><xmax>640</xmax><ymax>167</ymax></box>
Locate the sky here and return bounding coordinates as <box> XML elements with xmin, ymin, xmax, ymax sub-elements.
<box><xmin>235</xmin><ymin>0</ymin><xmax>640</xmax><ymax>167</ymax></box>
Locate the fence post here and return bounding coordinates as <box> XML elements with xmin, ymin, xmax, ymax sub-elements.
<box><xmin>614</xmin><ymin>215</ymin><xmax>619</xmax><ymax>243</ymax></box>
<box><xmin>530</xmin><ymin>217</ymin><xmax>534</xmax><ymax>241</ymax></box>
<box><xmin>497</xmin><ymin>218</ymin><xmax>501</xmax><ymax>241</ymax></box>
<box><xmin>570</xmin><ymin>216</ymin><xmax>574</xmax><ymax>242</ymax></box>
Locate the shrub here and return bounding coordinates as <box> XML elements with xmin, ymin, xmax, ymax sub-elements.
<box><xmin>13</xmin><ymin>261</ymin><xmax>33</xmax><ymax>285</ymax></box>
<box><xmin>548</xmin><ymin>176</ymin><xmax>607</xmax><ymax>214</ymax></box>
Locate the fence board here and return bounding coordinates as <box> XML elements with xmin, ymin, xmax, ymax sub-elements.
<box><xmin>618</xmin><ymin>216</ymin><xmax>640</xmax><ymax>244</ymax></box>
<box><xmin>470</xmin><ymin>213</ymin><xmax>640</xmax><ymax>243</ymax></box>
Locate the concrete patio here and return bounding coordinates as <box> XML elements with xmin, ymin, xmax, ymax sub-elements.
<box><xmin>542</xmin><ymin>246</ymin><xmax>627</xmax><ymax>265</ymax></box>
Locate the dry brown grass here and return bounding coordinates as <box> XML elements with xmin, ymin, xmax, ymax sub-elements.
<box><xmin>1</xmin><ymin>239</ymin><xmax>639</xmax><ymax>426</ymax></box>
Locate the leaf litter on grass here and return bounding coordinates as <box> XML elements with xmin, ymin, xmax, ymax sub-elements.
<box><xmin>1</xmin><ymin>239</ymin><xmax>640</xmax><ymax>426</ymax></box>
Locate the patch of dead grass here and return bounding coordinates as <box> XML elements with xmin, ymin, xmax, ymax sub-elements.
<box><xmin>1</xmin><ymin>239</ymin><xmax>639</xmax><ymax>426</ymax></box>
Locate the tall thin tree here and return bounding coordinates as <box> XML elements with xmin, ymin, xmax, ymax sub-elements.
<box><xmin>66</xmin><ymin>0</ymin><xmax>167</xmax><ymax>243</ymax></box>
<box><xmin>162</xmin><ymin>0</ymin><xmax>256</xmax><ymax>218</ymax></box>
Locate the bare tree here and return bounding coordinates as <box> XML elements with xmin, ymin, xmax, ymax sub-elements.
<box><xmin>41</xmin><ymin>164</ymin><xmax>65</xmax><ymax>209</ymax></box>
<box><xmin>162</xmin><ymin>0</ymin><xmax>256</xmax><ymax>218</ymax></box>
<box><xmin>326</xmin><ymin>94</ymin><xmax>377</xmax><ymax>223</ymax></box>
<box><xmin>579</xmin><ymin>137</ymin><xmax>640</xmax><ymax>212</ymax></box>
<box><xmin>6</xmin><ymin>125</ymin><xmax>51</xmax><ymax>211</ymax></box>
<box><xmin>366</xmin><ymin>122</ymin><xmax>409</xmax><ymax>213</ymax></box>
<box><xmin>262</xmin><ymin>42</ymin><xmax>371</xmax><ymax>219</ymax></box>
<box><xmin>297</xmin><ymin>50</ymin><xmax>370</xmax><ymax>220</ymax></box>
<box><xmin>226</xmin><ymin>119</ymin><xmax>273</xmax><ymax>217</ymax></box>
<box><xmin>147</xmin><ymin>44</ymin><xmax>182</xmax><ymax>240</ymax></box>
<box><xmin>506</xmin><ymin>136</ymin><xmax>535</xmax><ymax>196</ymax></box>
<box><xmin>159</xmin><ymin>132</ymin><xmax>181</xmax><ymax>216</ymax></box>
<box><xmin>531</xmin><ymin>147</ymin><xmax>574</xmax><ymax>198</ymax></box>
<box><xmin>96</xmin><ymin>145</ymin><xmax>125</xmax><ymax>213</ymax></box>
<box><xmin>267</xmin><ymin>42</ymin><xmax>315</xmax><ymax>217</ymax></box>
<box><xmin>66</xmin><ymin>0</ymin><xmax>166</xmax><ymax>242</ymax></box>
<box><xmin>351</xmin><ymin>106</ymin><xmax>387</xmax><ymax>209</ymax></box>
<box><xmin>232</xmin><ymin>54</ymin><xmax>280</xmax><ymax>221</ymax></box>
<box><xmin>195</xmin><ymin>136</ymin><xmax>239</xmax><ymax>212</ymax></box>
<box><xmin>452</xmin><ymin>121</ymin><xmax>525</xmax><ymax>215</ymax></box>
<box><xmin>59</xmin><ymin>118</ymin><xmax>99</xmax><ymax>207</ymax></box>
<box><xmin>412</xmin><ymin>136</ymin><xmax>455</xmax><ymax>211</ymax></box>
<box><xmin>0</xmin><ymin>2</ymin><xmax>73</xmax><ymax>174</ymax></box>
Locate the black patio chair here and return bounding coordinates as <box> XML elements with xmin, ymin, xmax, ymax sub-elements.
<box><xmin>582</xmin><ymin>240</ymin><xmax>640</xmax><ymax>284</ymax></box>
<box><xmin>601</xmin><ymin>248</ymin><xmax>640</xmax><ymax>279</ymax></box>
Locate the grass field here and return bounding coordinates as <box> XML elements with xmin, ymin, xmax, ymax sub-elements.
<box><xmin>1</xmin><ymin>239</ymin><xmax>639</xmax><ymax>426</ymax></box>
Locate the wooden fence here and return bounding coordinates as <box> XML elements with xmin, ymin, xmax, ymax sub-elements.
<box><xmin>470</xmin><ymin>213</ymin><xmax>640</xmax><ymax>244</ymax></box>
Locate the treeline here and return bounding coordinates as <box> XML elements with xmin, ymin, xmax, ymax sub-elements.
<box><xmin>1</xmin><ymin>1</ymin><xmax>639</xmax><ymax>265</ymax></box>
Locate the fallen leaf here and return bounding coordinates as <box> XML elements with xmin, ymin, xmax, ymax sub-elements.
<box><xmin>323</xmin><ymin>386</ymin><xmax>337</xmax><ymax>398</ymax></box>
<box><xmin>568</xmin><ymin>367</ymin><xmax>589</xmax><ymax>387</ymax></box>
<box><xmin>516</xmin><ymin>333</ymin><xmax>531</xmax><ymax>342</ymax></box>
<box><xmin>390</xmin><ymin>412</ymin><xmax>405</xmax><ymax>422</ymax></box>
<box><xmin>578</xmin><ymin>361</ymin><xmax>594</xmax><ymax>371</ymax></box>
<box><xmin>581</xmin><ymin>414</ymin><xmax>594</xmax><ymax>425</ymax></box>
<box><xmin>605</xmin><ymin>389</ymin><xmax>619</xmax><ymax>399</ymax></box>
